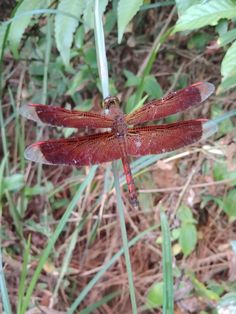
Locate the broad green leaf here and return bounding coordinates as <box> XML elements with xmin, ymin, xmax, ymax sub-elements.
<box><xmin>143</xmin><ymin>75</ymin><xmax>163</xmax><ymax>99</ymax></box>
<box><xmin>187</xmin><ymin>32</ymin><xmax>212</xmax><ymax>51</ymax></box>
<box><xmin>83</xmin><ymin>0</ymin><xmax>109</xmax><ymax>31</ymax></box>
<box><xmin>218</xmin><ymin>74</ymin><xmax>236</xmax><ymax>92</ymax></box>
<box><xmin>223</xmin><ymin>189</ymin><xmax>236</xmax><ymax>218</ymax></box>
<box><xmin>215</xmin><ymin>18</ymin><xmax>228</xmax><ymax>37</ymax></box>
<box><xmin>175</xmin><ymin>0</ymin><xmax>200</xmax><ymax>16</ymax></box>
<box><xmin>124</xmin><ymin>69</ymin><xmax>141</xmax><ymax>87</ymax></box>
<box><xmin>217</xmin><ymin>28</ymin><xmax>236</xmax><ymax>47</ymax></box>
<box><xmin>179</xmin><ymin>223</ymin><xmax>197</xmax><ymax>256</ymax></box>
<box><xmin>177</xmin><ymin>205</ymin><xmax>196</xmax><ymax>224</ymax></box>
<box><xmin>146</xmin><ymin>282</ymin><xmax>163</xmax><ymax>308</ymax></box>
<box><xmin>174</xmin><ymin>0</ymin><xmax>236</xmax><ymax>33</ymax></box>
<box><xmin>221</xmin><ymin>40</ymin><xmax>236</xmax><ymax>80</ymax></box>
<box><xmin>55</xmin><ymin>0</ymin><xmax>84</xmax><ymax>66</ymax></box>
<box><xmin>8</xmin><ymin>0</ymin><xmax>47</xmax><ymax>57</ymax></box>
<box><xmin>117</xmin><ymin>0</ymin><xmax>143</xmax><ymax>43</ymax></box>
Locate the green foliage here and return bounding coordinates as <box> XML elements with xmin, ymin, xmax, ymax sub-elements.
<box><xmin>123</xmin><ymin>70</ymin><xmax>163</xmax><ymax>112</ymax></box>
<box><xmin>211</xmin><ymin>104</ymin><xmax>234</xmax><ymax>136</ymax></box>
<box><xmin>174</xmin><ymin>0</ymin><xmax>236</xmax><ymax>92</ymax></box>
<box><xmin>219</xmin><ymin>40</ymin><xmax>236</xmax><ymax>92</ymax></box>
<box><xmin>8</xmin><ymin>0</ymin><xmax>47</xmax><ymax>57</ymax></box>
<box><xmin>175</xmin><ymin>0</ymin><xmax>200</xmax><ymax>15</ymax></box>
<box><xmin>213</xmin><ymin>161</ymin><xmax>236</xmax><ymax>185</ymax></box>
<box><xmin>0</xmin><ymin>23</ymin><xmax>8</xmax><ymax>58</ymax></box>
<box><xmin>2</xmin><ymin>174</ymin><xmax>25</xmax><ymax>193</ymax></box>
<box><xmin>117</xmin><ymin>0</ymin><xmax>143</xmax><ymax>43</ymax></box>
<box><xmin>143</xmin><ymin>75</ymin><xmax>163</xmax><ymax>99</ymax></box>
<box><xmin>187</xmin><ymin>32</ymin><xmax>212</xmax><ymax>51</ymax></box>
<box><xmin>55</xmin><ymin>0</ymin><xmax>84</xmax><ymax>67</ymax></box>
<box><xmin>160</xmin><ymin>210</ymin><xmax>174</xmax><ymax>313</ymax></box>
<box><xmin>177</xmin><ymin>205</ymin><xmax>197</xmax><ymax>257</ymax></box>
<box><xmin>83</xmin><ymin>0</ymin><xmax>109</xmax><ymax>31</ymax></box>
<box><xmin>146</xmin><ymin>281</ymin><xmax>164</xmax><ymax>308</ymax></box>
<box><xmin>218</xmin><ymin>28</ymin><xmax>236</xmax><ymax>47</ymax></box>
<box><xmin>174</xmin><ymin>0</ymin><xmax>236</xmax><ymax>32</ymax></box>
<box><xmin>189</xmin><ymin>273</ymin><xmax>220</xmax><ymax>301</ymax></box>
<box><xmin>222</xmin><ymin>189</ymin><xmax>236</xmax><ymax>218</ymax></box>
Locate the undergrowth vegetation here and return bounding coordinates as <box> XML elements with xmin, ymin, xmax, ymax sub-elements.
<box><xmin>0</xmin><ymin>0</ymin><xmax>236</xmax><ymax>313</ymax></box>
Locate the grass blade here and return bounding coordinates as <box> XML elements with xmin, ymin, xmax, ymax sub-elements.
<box><xmin>160</xmin><ymin>209</ymin><xmax>174</xmax><ymax>314</ymax></box>
<box><xmin>94</xmin><ymin>1</ymin><xmax>138</xmax><ymax>312</ymax></box>
<box><xmin>0</xmin><ymin>250</ymin><xmax>13</xmax><ymax>314</ymax></box>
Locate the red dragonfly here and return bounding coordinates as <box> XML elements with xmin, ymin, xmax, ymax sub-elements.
<box><xmin>21</xmin><ymin>82</ymin><xmax>217</xmax><ymax>207</ymax></box>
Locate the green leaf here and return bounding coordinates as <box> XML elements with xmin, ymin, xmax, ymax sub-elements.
<box><xmin>218</xmin><ymin>74</ymin><xmax>236</xmax><ymax>92</ymax></box>
<box><xmin>83</xmin><ymin>0</ymin><xmax>109</xmax><ymax>31</ymax></box>
<box><xmin>179</xmin><ymin>223</ymin><xmax>197</xmax><ymax>256</ymax></box>
<box><xmin>74</xmin><ymin>25</ymin><xmax>85</xmax><ymax>49</ymax></box>
<box><xmin>175</xmin><ymin>0</ymin><xmax>200</xmax><ymax>16</ymax></box>
<box><xmin>221</xmin><ymin>40</ymin><xmax>236</xmax><ymax>80</ymax></box>
<box><xmin>146</xmin><ymin>282</ymin><xmax>163</xmax><ymax>308</ymax></box>
<box><xmin>2</xmin><ymin>174</ymin><xmax>25</xmax><ymax>193</ymax></box>
<box><xmin>124</xmin><ymin>69</ymin><xmax>141</xmax><ymax>87</ymax></box>
<box><xmin>190</xmin><ymin>274</ymin><xmax>220</xmax><ymax>301</ymax></box>
<box><xmin>143</xmin><ymin>75</ymin><xmax>163</xmax><ymax>99</ymax></box>
<box><xmin>160</xmin><ymin>210</ymin><xmax>174</xmax><ymax>313</ymax></box>
<box><xmin>25</xmin><ymin>182</ymin><xmax>54</xmax><ymax>196</ymax></box>
<box><xmin>174</xmin><ymin>0</ymin><xmax>236</xmax><ymax>33</ymax></box>
<box><xmin>222</xmin><ymin>189</ymin><xmax>236</xmax><ymax>218</ymax></box>
<box><xmin>0</xmin><ymin>23</ymin><xmax>8</xmax><ymax>58</ymax></box>
<box><xmin>213</xmin><ymin>161</ymin><xmax>236</xmax><ymax>184</ymax></box>
<box><xmin>187</xmin><ymin>32</ymin><xmax>212</xmax><ymax>51</ymax></box>
<box><xmin>8</xmin><ymin>0</ymin><xmax>47</xmax><ymax>57</ymax></box>
<box><xmin>55</xmin><ymin>0</ymin><xmax>84</xmax><ymax>67</ymax></box>
<box><xmin>117</xmin><ymin>0</ymin><xmax>143</xmax><ymax>43</ymax></box>
<box><xmin>218</xmin><ymin>28</ymin><xmax>236</xmax><ymax>47</ymax></box>
<box><xmin>177</xmin><ymin>205</ymin><xmax>196</xmax><ymax>224</ymax></box>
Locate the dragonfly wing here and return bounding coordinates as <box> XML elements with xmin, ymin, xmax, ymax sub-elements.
<box><xmin>125</xmin><ymin>82</ymin><xmax>215</xmax><ymax>125</ymax></box>
<box><xmin>20</xmin><ymin>104</ymin><xmax>113</xmax><ymax>129</ymax></box>
<box><xmin>127</xmin><ymin>119</ymin><xmax>217</xmax><ymax>156</ymax></box>
<box><xmin>25</xmin><ymin>132</ymin><xmax>122</xmax><ymax>166</ymax></box>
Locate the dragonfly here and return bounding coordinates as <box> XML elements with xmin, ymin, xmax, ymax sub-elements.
<box><xmin>20</xmin><ymin>82</ymin><xmax>217</xmax><ymax>208</ymax></box>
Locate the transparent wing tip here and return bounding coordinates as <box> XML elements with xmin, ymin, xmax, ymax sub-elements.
<box><xmin>24</xmin><ymin>143</ymin><xmax>50</xmax><ymax>165</ymax></box>
<box><xmin>202</xmin><ymin>120</ymin><xmax>218</xmax><ymax>140</ymax></box>
<box><xmin>196</xmin><ymin>82</ymin><xmax>215</xmax><ymax>102</ymax></box>
<box><xmin>19</xmin><ymin>105</ymin><xmax>43</xmax><ymax>124</ymax></box>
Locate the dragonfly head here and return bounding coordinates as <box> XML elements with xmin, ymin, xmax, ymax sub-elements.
<box><xmin>103</xmin><ymin>96</ymin><xmax>120</xmax><ymax>115</ymax></box>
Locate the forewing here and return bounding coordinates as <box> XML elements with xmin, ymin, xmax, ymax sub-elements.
<box><xmin>127</xmin><ymin>120</ymin><xmax>217</xmax><ymax>156</ymax></box>
<box><xmin>20</xmin><ymin>104</ymin><xmax>113</xmax><ymax>129</ymax></box>
<box><xmin>25</xmin><ymin>132</ymin><xmax>122</xmax><ymax>166</ymax></box>
<box><xmin>125</xmin><ymin>82</ymin><xmax>215</xmax><ymax>125</ymax></box>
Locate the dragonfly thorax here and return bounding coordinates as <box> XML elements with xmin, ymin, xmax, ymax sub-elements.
<box><xmin>103</xmin><ymin>96</ymin><xmax>127</xmax><ymax>137</ymax></box>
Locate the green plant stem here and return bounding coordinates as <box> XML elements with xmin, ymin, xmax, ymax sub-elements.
<box><xmin>94</xmin><ymin>1</ymin><xmax>138</xmax><ymax>312</ymax></box>
<box><xmin>113</xmin><ymin>163</ymin><xmax>138</xmax><ymax>313</ymax></box>
<box><xmin>160</xmin><ymin>210</ymin><xmax>174</xmax><ymax>314</ymax></box>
